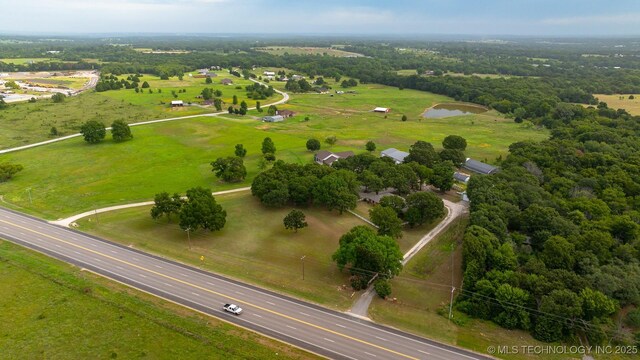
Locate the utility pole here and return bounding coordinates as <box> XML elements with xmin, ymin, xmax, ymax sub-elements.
<box><xmin>94</xmin><ymin>209</ymin><xmax>99</xmax><ymax>224</ymax></box>
<box><xmin>26</xmin><ymin>188</ymin><xmax>32</xmax><ymax>205</ymax></box>
<box><xmin>186</xmin><ymin>228</ymin><xmax>192</xmax><ymax>250</ymax></box>
<box><xmin>449</xmin><ymin>242</ymin><xmax>455</xmax><ymax>321</ymax></box>
<box><xmin>300</xmin><ymin>255</ymin><xmax>306</xmax><ymax>280</ymax></box>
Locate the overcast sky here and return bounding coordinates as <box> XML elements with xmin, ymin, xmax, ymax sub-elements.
<box><xmin>1</xmin><ymin>0</ymin><xmax>639</xmax><ymax>36</ymax></box>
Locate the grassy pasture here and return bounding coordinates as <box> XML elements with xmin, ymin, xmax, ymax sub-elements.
<box><xmin>0</xmin><ymin>80</ymin><xmax>546</xmax><ymax>218</ymax></box>
<box><xmin>75</xmin><ymin>191</ymin><xmax>371</xmax><ymax>309</ymax></box>
<box><xmin>0</xmin><ymin>57</ymin><xmax>55</xmax><ymax>64</ymax></box>
<box><xmin>594</xmin><ymin>94</ymin><xmax>640</xmax><ymax>115</ymax></box>
<box><xmin>0</xmin><ymin>240</ymin><xmax>316</xmax><ymax>360</ymax></box>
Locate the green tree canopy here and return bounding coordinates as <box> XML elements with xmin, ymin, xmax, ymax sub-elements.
<box><xmin>150</xmin><ymin>192</ymin><xmax>184</xmax><ymax>222</ymax></box>
<box><xmin>405</xmin><ymin>192</ymin><xmax>445</xmax><ymax>227</ymax></box>
<box><xmin>369</xmin><ymin>205</ymin><xmax>403</xmax><ymax>239</ymax></box>
<box><xmin>332</xmin><ymin>225</ymin><xmax>403</xmax><ymax>279</ymax></box>
<box><xmin>261</xmin><ymin>137</ymin><xmax>276</xmax><ymax>155</ymax></box>
<box><xmin>179</xmin><ymin>187</ymin><xmax>227</xmax><ymax>232</ymax></box>
<box><xmin>211</xmin><ymin>156</ymin><xmax>247</xmax><ymax>183</ymax></box>
<box><xmin>283</xmin><ymin>209</ymin><xmax>308</xmax><ymax>233</ymax></box>
<box><xmin>442</xmin><ymin>135</ymin><xmax>467</xmax><ymax>150</ymax></box>
<box><xmin>0</xmin><ymin>163</ymin><xmax>24</xmax><ymax>182</ymax></box>
<box><xmin>111</xmin><ymin>120</ymin><xmax>133</xmax><ymax>142</ymax></box>
<box><xmin>306</xmin><ymin>138</ymin><xmax>321</xmax><ymax>151</ymax></box>
<box><xmin>79</xmin><ymin>120</ymin><xmax>106</xmax><ymax>144</ymax></box>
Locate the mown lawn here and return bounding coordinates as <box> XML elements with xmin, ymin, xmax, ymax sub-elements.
<box><xmin>75</xmin><ymin>191</ymin><xmax>371</xmax><ymax>309</ymax></box>
<box><xmin>1</xmin><ymin>78</ymin><xmax>546</xmax><ymax>218</ymax></box>
<box><xmin>0</xmin><ymin>240</ymin><xmax>317</xmax><ymax>360</ymax></box>
<box><xmin>0</xmin><ymin>71</ymin><xmax>278</xmax><ymax>149</ymax></box>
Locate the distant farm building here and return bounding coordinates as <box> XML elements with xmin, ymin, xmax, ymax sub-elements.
<box><xmin>453</xmin><ymin>172</ymin><xmax>471</xmax><ymax>184</ymax></box>
<box><xmin>381</xmin><ymin>148</ymin><xmax>409</xmax><ymax>164</ymax></box>
<box><xmin>171</xmin><ymin>100</ymin><xmax>184</xmax><ymax>107</ymax></box>
<box><xmin>463</xmin><ymin>158</ymin><xmax>499</xmax><ymax>175</ymax></box>
<box><xmin>263</xmin><ymin>71</ymin><xmax>276</xmax><ymax>76</ymax></box>
<box><xmin>276</xmin><ymin>110</ymin><xmax>296</xmax><ymax>118</ymax></box>
<box><xmin>262</xmin><ymin>115</ymin><xmax>284</xmax><ymax>123</ymax></box>
<box><xmin>315</xmin><ymin>150</ymin><xmax>355</xmax><ymax>166</ymax></box>
<box><xmin>374</xmin><ymin>107</ymin><xmax>391</xmax><ymax>113</ymax></box>
<box><xmin>221</xmin><ymin>78</ymin><xmax>233</xmax><ymax>85</ymax></box>
<box><xmin>291</xmin><ymin>74</ymin><xmax>304</xmax><ymax>80</ymax></box>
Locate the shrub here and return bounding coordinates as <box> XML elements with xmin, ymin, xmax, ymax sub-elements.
<box><xmin>374</xmin><ymin>279</ymin><xmax>392</xmax><ymax>298</ymax></box>
<box><xmin>349</xmin><ymin>275</ymin><xmax>368</xmax><ymax>290</ymax></box>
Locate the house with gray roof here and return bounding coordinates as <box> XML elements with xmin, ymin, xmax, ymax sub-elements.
<box><xmin>381</xmin><ymin>148</ymin><xmax>409</xmax><ymax>164</ymax></box>
<box><xmin>262</xmin><ymin>115</ymin><xmax>284</xmax><ymax>123</ymax></box>
<box><xmin>463</xmin><ymin>158</ymin><xmax>499</xmax><ymax>175</ymax></box>
<box><xmin>314</xmin><ymin>150</ymin><xmax>355</xmax><ymax>166</ymax></box>
<box><xmin>454</xmin><ymin>172</ymin><xmax>471</xmax><ymax>183</ymax></box>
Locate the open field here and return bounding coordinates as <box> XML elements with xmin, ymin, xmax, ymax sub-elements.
<box><xmin>0</xmin><ymin>91</ymin><xmax>169</xmax><ymax>149</ymax></box>
<box><xmin>0</xmin><ymin>71</ymin><xmax>273</xmax><ymax>149</ymax></box>
<box><xmin>0</xmin><ymin>80</ymin><xmax>547</xmax><ymax>218</ymax></box>
<box><xmin>98</xmin><ymin>71</ymin><xmax>272</xmax><ymax>115</ymax></box>
<box><xmin>0</xmin><ymin>240</ymin><xmax>316</xmax><ymax>360</ymax></box>
<box><xmin>594</xmin><ymin>94</ymin><xmax>640</xmax><ymax>115</ymax></box>
<box><xmin>367</xmin><ymin>216</ymin><xmax>634</xmax><ymax>360</ymax></box>
<box><xmin>75</xmin><ymin>191</ymin><xmax>375</xmax><ymax>309</ymax></box>
<box><xmin>0</xmin><ymin>57</ymin><xmax>55</xmax><ymax>64</ymax></box>
<box><xmin>255</xmin><ymin>46</ymin><xmax>364</xmax><ymax>57</ymax></box>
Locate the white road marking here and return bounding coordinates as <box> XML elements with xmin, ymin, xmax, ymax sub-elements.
<box><xmin>180</xmin><ymin>273</ymin><xmax>189</xmax><ymax>277</ymax></box>
<box><xmin>323</xmin><ymin>338</ymin><xmax>335</xmax><ymax>343</ymax></box>
<box><xmin>93</xmin><ymin>258</ymin><xmax>102</xmax><ymax>263</ymax></box>
<box><xmin>364</xmin><ymin>352</ymin><xmax>377</xmax><ymax>357</ymax></box>
<box><xmin>73</xmin><ymin>251</ymin><xmax>81</xmax><ymax>255</ymax></box>
<box><xmin>266</xmin><ymin>301</ymin><xmax>275</xmax><ymax>306</ymax></box>
<box><xmin>154</xmin><ymin>265</ymin><xmax>163</xmax><ymax>269</ymax></box>
<box><xmin>375</xmin><ymin>336</ymin><xmax>388</xmax><ymax>342</ymax></box>
<box><xmin>132</xmin><ymin>257</ymin><xmax>139</xmax><ymax>261</ymax></box>
<box><xmin>116</xmin><ymin>266</ymin><xmax>124</xmax><ymax>270</ymax></box>
<box><xmin>299</xmin><ymin>312</ymin><xmax>311</xmax><ymax>317</ymax></box>
<box><xmin>139</xmin><ymin>274</ymin><xmax>147</xmax><ymax>278</ymax></box>
<box><xmin>19</xmin><ymin>232</ymin><xmax>26</xmax><ymax>236</ymax></box>
<box><xmin>418</xmin><ymin>350</ymin><xmax>431</xmax><ymax>355</ymax></box>
<box><xmin>164</xmin><ymin>283</ymin><xmax>173</xmax><ymax>287</ymax></box>
<box><xmin>110</xmin><ymin>250</ymin><xmax>118</xmax><ymax>254</ymax></box>
<box><xmin>206</xmin><ymin>282</ymin><xmax>216</xmax><ymax>286</ymax></box>
<box><xmin>235</xmin><ymin>291</ymin><xmax>245</xmax><ymax>295</ymax></box>
<box><xmin>191</xmin><ymin>292</ymin><xmax>200</xmax><ymax>296</ymax></box>
<box><xmin>335</xmin><ymin>323</ymin><xmax>346</xmax><ymax>328</ymax></box>
<box><xmin>55</xmin><ymin>244</ymin><xmax>61</xmax><ymax>248</ymax></box>
<box><xmin>286</xmin><ymin>325</ymin><xmax>297</xmax><ymax>330</ymax></box>
<box><xmin>253</xmin><ymin>314</ymin><xmax>262</xmax><ymax>318</ymax></box>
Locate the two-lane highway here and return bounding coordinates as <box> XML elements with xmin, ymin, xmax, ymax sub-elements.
<box><xmin>0</xmin><ymin>207</ymin><xmax>491</xmax><ymax>360</ymax></box>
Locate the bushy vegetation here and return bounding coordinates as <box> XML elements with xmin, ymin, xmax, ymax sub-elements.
<box><xmin>457</xmin><ymin>103</ymin><xmax>640</xmax><ymax>345</ymax></box>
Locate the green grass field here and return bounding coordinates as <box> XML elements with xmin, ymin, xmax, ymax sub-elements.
<box><xmin>75</xmin><ymin>191</ymin><xmax>376</xmax><ymax>309</ymax></box>
<box><xmin>0</xmin><ymin>79</ymin><xmax>546</xmax><ymax>218</ymax></box>
<box><xmin>0</xmin><ymin>71</ymin><xmax>277</xmax><ymax>149</ymax></box>
<box><xmin>0</xmin><ymin>240</ymin><xmax>316</xmax><ymax>360</ymax></box>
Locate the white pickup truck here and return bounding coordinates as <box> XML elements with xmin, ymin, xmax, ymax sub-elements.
<box><xmin>223</xmin><ymin>303</ymin><xmax>243</xmax><ymax>315</ymax></box>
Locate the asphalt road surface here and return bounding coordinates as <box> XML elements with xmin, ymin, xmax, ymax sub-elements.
<box><xmin>0</xmin><ymin>207</ymin><xmax>492</xmax><ymax>360</ymax></box>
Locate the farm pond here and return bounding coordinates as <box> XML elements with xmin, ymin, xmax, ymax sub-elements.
<box><xmin>423</xmin><ymin>103</ymin><xmax>487</xmax><ymax>118</ymax></box>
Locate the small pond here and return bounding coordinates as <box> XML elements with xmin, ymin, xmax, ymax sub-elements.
<box><xmin>423</xmin><ymin>103</ymin><xmax>487</xmax><ymax>119</ymax></box>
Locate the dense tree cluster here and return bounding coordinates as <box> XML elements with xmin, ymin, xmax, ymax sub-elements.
<box><xmin>458</xmin><ymin>105</ymin><xmax>640</xmax><ymax>344</ymax></box>
<box><xmin>245</xmin><ymin>82</ymin><xmax>275</xmax><ymax>99</ymax></box>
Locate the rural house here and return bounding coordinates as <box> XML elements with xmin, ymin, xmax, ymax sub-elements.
<box><xmin>262</xmin><ymin>115</ymin><xmax>284</xmax><ymax>123</ymax></box>
<box><xmin>314</xmin><ymin>150</ymin><xmax>355</xmax><ymax>166</ymax></box>
<box><xmin>381</xmin><ymin>148</ymin><xmax>409</xmax><ymax>164</ymax></box>
<box><xmin>263</xmin><ymin>71</ymin><xmax>276</xmax><ymax>76</ymax></box>
<box><xmin>276</xmin><ymin>110</ymin><xmax>296</xmax><ymax>118</ymax></box>
<box><xmin>220</xmin><ymin>78</ymin><xmax>233</xmax><ymax>85</ymax></box>
<box><xmin>453</xmin><ymin>172</ymin><xmax>471</xmax><ymax>184</ymax></box>
<box><xmin>373</xmin><ymin>107</ymin><xmax>391</xmax><ymax>113</ymax></box>
<box><xmin>171</xmin><ymin>100</ymin><xmax>184</xmax><ymax>107</ymax></box>
<box><xmin>463</xmin><ymin>158</ymin><xmax>499</xmax><ymax>175</ymax></box>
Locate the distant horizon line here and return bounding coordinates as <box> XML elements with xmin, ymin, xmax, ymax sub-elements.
<box><xmin>0</xmin><ymin>32</ymin><xmax>639</xmax><ymax>40</ymax></box>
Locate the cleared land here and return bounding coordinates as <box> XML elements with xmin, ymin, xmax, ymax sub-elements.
<box><xmin>0</xmin><ymin>240</ymin><xmax>316</xmax><ymax>360</ymax></box>
<box><xmin>0</xmin><ymin>71</ymin><xmax>272</xmax><ymax>148</ymax></box>
<box><xmin>594</xmin><ymin>94</ymin><xmax>640</xmax><ymax>115</ymax></box>
<box><xmin>255</xmin><ymin>46</ymin><xmax>363</xmax><ymax>57</ymax></box>
<box><xmin>75</xmin><ymin>191</ymin><xmax>377</xmax><ymax>309</ymax></box>
<box><xmin>0</xmin><ymin>81</ymin><xmax>546</xmax><ymax>218</ymax></box>
<box><xmin>0</xmin><ymin>57</ymin><xmax>55</xmax><ymax>64</ymax></box>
